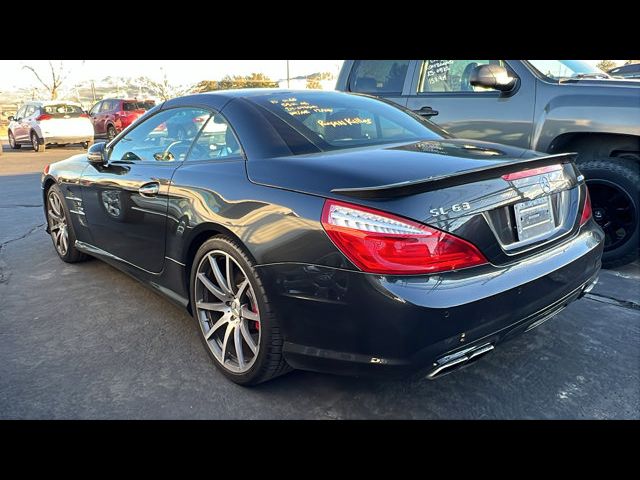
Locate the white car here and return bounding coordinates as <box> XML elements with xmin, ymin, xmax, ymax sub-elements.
<box><xmin>7</xmin><ymin>101</ymin><xmax>94</xmax><ymax>152</ymax></box>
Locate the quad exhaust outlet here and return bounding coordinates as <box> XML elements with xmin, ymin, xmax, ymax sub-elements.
<box><xmin>427</xmin><ymin>343</ymin><xmax>495</xmax><ymax>379</ymax></box>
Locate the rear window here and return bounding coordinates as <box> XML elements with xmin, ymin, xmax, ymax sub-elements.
<box><xmin>348</xmin><ymin>60</ymin><xmax>410</xmax><ymax>94</ymax></box>
<box><xmin>123</xmin><ymin>101</ymin><xmax>155</xmax><ymax>111</ymax></box>
<box><xmin>252</xmin><ymin>91</ymin><xmax>446</xmax><ymax>153</ymax></box>
<box><xmin>42</xmin><ymin>104</ymin><xmax>84</xmax><ymax>117</ymax></box>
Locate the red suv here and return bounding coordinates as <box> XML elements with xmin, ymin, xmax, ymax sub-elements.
<box><xmin>88</xmin><ymin>98</ymin><xmax>156</xmax><ymax>140</ymax></box>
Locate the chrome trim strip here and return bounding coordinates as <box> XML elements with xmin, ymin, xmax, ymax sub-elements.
<box><xmin>65</xmin><ymin>195</ymin><xmax>82</xmax><ymax>202</ymax></box>
<box><xmin>131</xmin><ymin>206</ymin><xmax>165</xmax><ymax>217</ymax></box>
<box><xmin>69</xmin><ymin>209</ymin><xmax>85</xmax><ymax>216</ymax></box>
<box><xmin>165</xmin><ymin>256</ymin><xmax>185</xmax><ymax>267</ymax></box>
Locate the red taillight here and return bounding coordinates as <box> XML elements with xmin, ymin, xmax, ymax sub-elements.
<box><xmin>80</xmin><ymin>113</ymin><xmax>90</xmax><ymax>118</ymax></box>
<box><xmin>36</xmin><ymin>114</ymin><xmax>52</xmax><ymax>121</ymax></box>
<box><xmin>502</xmin><ymin>164</ymin><xmax>562</xmax><ymax>181</ymax></box>
<box><xmin>580</xmin><ymin>187</ymin><xmax>592</xmax><ymax>225</ymax></box>
<box><xmin>43</xmin><ymin>164</ymin><xmax>50</xmax><ymax>174</ymax></box>
<box><xmin>321</xmin><ymin>199</ymin><xmax>488</xmax><ymax>275</ymax></box>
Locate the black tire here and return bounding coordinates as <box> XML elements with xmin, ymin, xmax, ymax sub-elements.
<box><xmin>107</xmin><ymin>125</ymin><xmax>117</xmax><ymax>141</ymax></box>
<box><xmin>8</xmin><ymin>131</ymin><xmax>20</xmax><ymax>149</ymax></box>
<box><xmin>190</xmin><ymin>236</ymin><xmax>291</xmax><ymax>386</ymax></box>
<box><xmin>31</xmin><ymin>131</ymin><xmax>45</xmax><ymax>152</ymax></box>
<box><xmin>46</xmin><ymin>184</ymin><xmax>89</xmax><ymax>263</ymax></box>
<box><xmin>579</xmin><ymin>158</ymin><xmax>639</xmax><ymax>268</ymax></box>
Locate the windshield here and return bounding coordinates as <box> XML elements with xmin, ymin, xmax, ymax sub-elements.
<box><xmin>251</xmin><ymin>91</ymin><xmax>446</xmax><ymax>154</ymax></box>
<box><xmin>527</xmin><ymin>60</ymin><xmax>608</xmax><ymax>80</ymax></box>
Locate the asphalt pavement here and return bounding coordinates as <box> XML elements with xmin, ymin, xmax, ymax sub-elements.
<box><xmin>1</xmin><ymin>143</ymin><xmax>638</xmax><ymax>419</ymax></box>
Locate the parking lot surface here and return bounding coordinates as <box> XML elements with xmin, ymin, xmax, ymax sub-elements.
<box><xmin>1</xmin><ymin>143</ymin><xmax>638</xmax><ymax>419</ymax></box>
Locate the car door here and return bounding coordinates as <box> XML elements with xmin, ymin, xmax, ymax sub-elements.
<box><xmin>20</xmin><ymin>104</ymin><xmax>38</xmax><ymax>142</ymax></box>
<box><xmin>80</xmin><ymin>106</ymin><xmax>212</xmax><ymax>273</ymax></box>
<box><xmin>88</xmin><ymin>101</ymin><xmax>102</xmax><ymax>134</ymax></box>
<box><xmin>405</xmin><ymin>60</ymin><xmax>537</xmax><ymax>149</ymax></box>
<box><xmin>11</xmin><ymin>106</ymin><xmax>27</xmax><ymax>141</ymax></box>
<box><xmin>96</xmin><ymin>100</ymin><xmax>113</xmax><ymax>135</ymax></box>
<box><xmin>341</xmin><ymin>60</ymin><xmax>414</xmax><ymax>108</ymax></box>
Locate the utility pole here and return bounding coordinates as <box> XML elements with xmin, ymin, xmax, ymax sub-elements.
<box><xmin>286</xmin><ymin>60</ymin><xmax>290</xmax><ymax>88</ymax></box>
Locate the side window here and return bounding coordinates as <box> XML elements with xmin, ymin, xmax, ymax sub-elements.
<box><xmin>24</xmin><ymin>105</ymin><xmax>37</xmax><ymax>118</ymax></box>
<box><xmin>15</xmin><ymin>106</ymin><xmax>27</xmax><ymax>119</ymax></box>
<box><xmin>186</xmin><ymin>113</ymin><xmax>243</xmax><ymax>161</ymax></box>
<box><xmin>418</xmin><ymin>60</ymin><xmax>505</xmax><ymax>93</ymax></box>
<box><xmin>109</xmin><ymin>107</ymin><xmax>211</xmax><ymax>162</ymax></box>
<box><xmin>89</xmin><ymin>102</ymin><xmax>102</xmax><ymax>115</ymax></box>
<box><xmin>100</xmin><ymin>101</ymin><xmax>114</xmax><ymax>112</ymax></box>
<box><xmin>349</xmin><ymin>60</ymin><xmax>410</xmax><ymax>95</ymax></box>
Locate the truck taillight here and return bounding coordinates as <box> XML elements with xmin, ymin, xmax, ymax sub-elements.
<box><xmin>580</xmin><ymin>187</ymin><xmax>592</xmax><ymax>225</ymax></box>
<box><xmin>36</xmin><ymin>114</ymin><xmax>52</xmax><ymax>121</ymax></box>
<box><xmin>321</xmin><ymin>199</ymin><xmax>488</xmax><ymax>275</ymax></box>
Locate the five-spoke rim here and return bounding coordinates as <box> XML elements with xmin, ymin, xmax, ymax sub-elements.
<box><xmin>32</xmin><ymin>133</ymin><xmax>39</xmax><ymax>151</ymax></box>
<box><xmin>47</xmin><ymin>191</ymin><xmax>69</xmax><ymax>256</ymax></box>
<box><xmin>195</xmin><ymin>250</ymin><xmax>261</xmax><ymax>373</ymax></box>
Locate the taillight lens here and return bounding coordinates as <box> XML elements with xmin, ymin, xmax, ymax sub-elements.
<box><xmin>502</xmin><ymin>164</ymin><xmax>562</xmax><ymax>181</ymax></box>
<box><xmin>36</xmin><ymin>114</ymin><xmax>52</xmax><ymax>121</ymax></box>
<box><xmin>43</xmin><ymin>164</ymin><xmax>50</xmax><ymax>174</ymax></box>
<box><xmin>321</xmin><ymin>199</ymin><xmax>488</xmax><ymax>275</ymax></box>
<box><xmin>580</xmin><ymin>187</ymin><xmax>592</xmax><ymax>225</ymax></box>
<box><xmin>80</xmin><ymin>113</ymin><xmax>90</xmax><ymax>118</ymax></box>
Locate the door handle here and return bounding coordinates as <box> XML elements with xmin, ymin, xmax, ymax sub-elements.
<box><xmin>138</xmin><ymin>182</ymin><xmax>159</xmax><ymax>197</ymax></box>
<box><xmin>414</xmin><ymin>106</ymin><xmax>439</xmax><ymax>117</ymax></box>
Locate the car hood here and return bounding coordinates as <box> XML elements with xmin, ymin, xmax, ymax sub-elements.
<box><xmin>247</xmin><ymin>139</ymin><xmax>548</xmax><ymax>199</ymax></box>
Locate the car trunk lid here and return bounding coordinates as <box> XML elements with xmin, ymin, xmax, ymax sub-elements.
<box><xmin>247</xmin><ymin>139</ymin><xmax>585</xmax><ymax>265</ymax></box>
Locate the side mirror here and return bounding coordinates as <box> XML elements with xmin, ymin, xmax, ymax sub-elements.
<box><xmin>8</xmin><ymin>116</ymin><xmax>14</xmax><ymax>122</ymax></box>
<box><xmin>88</xmin><ymin>142</ymin><xmax>108</xmax><ymax>165</ymax></box>
<box><xmin>470</xmin><ymin>64</ymin><xmax>517</xmax><ymax>92</ymax></box>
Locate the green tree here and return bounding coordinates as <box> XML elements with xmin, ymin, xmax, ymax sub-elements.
<box><xmin>596</xmin><ymin>60</ymin><xmax>616</xmax><ymax>72</ymax></box>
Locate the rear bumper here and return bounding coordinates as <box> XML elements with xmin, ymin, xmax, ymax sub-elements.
<box><xmin>256</xmin><ymin>221</ymin><xmax>604</xmax><ymax>378</ymax></box>
<box><xmin>42</xmin><ymin>135</ymin><xmax>93</xmax><ymax>145</ymax></box>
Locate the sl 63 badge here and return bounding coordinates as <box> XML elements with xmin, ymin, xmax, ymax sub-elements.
<box><xmin>430</xmin><ymin>202</ymin><xmax>471</xmax><ymax>216</ymax></box>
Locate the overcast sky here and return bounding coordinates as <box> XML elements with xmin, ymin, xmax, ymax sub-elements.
<box><xmin>0</xmin><ymin>60</ymin><xmax>344</xmax><ymax>91</ymax></box>
<box><xmin>0</xmin><ymin>59</ymin><xmax>624</xmax><ymax>92</ymax></box>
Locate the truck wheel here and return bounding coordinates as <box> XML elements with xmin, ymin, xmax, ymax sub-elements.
<box><xmin>579</xmin><ymin>158</ymin><xmax>639</xmax><ymax>268</ymax></box>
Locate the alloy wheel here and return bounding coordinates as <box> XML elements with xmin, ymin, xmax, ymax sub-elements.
<box><xmin>31</xmin><ymin>133</ymin><xmax>39</xmax><ymax>151</ymax></box>
<box><xmin>195</xmin><ymin>250</ymin><xmax>261</xmax><ymax>373</ymax></box>
<box><xmin>8</xmin><ymin>132</ymin><xmax>16</xmax><ymax>148</ymax></box>
<box><xmin>107</xmin><ymin>126</ymin><xmax>116</xmax><ymax>141</ymax></box>
<box><xmin>47</xmin><ymin>191</ymin><xmax>69</xmax><ymax>256</ymax></box>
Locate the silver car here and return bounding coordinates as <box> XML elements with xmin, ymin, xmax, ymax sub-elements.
<box><xmin>8</xmin><ymin>100</ymin><xmax>94</xmax><ymax>152</ymax></box>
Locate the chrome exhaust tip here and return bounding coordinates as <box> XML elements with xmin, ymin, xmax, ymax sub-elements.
<box><xmin>426</xmin><ymin>343</ymin><xmax>494</xmax><ymax>380</ymax></box>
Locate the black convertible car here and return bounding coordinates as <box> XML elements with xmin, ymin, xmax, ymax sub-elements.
<box><xmin>41</xmin><ymin>89</ymin><xmax>603</xmax><ymax>385</ymax></box>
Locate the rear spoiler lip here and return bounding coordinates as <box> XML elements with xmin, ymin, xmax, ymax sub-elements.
<box><xmin>331</xmin><ymin>152</ymin><xmax>578</xmax><ymax>199</ymax></box>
